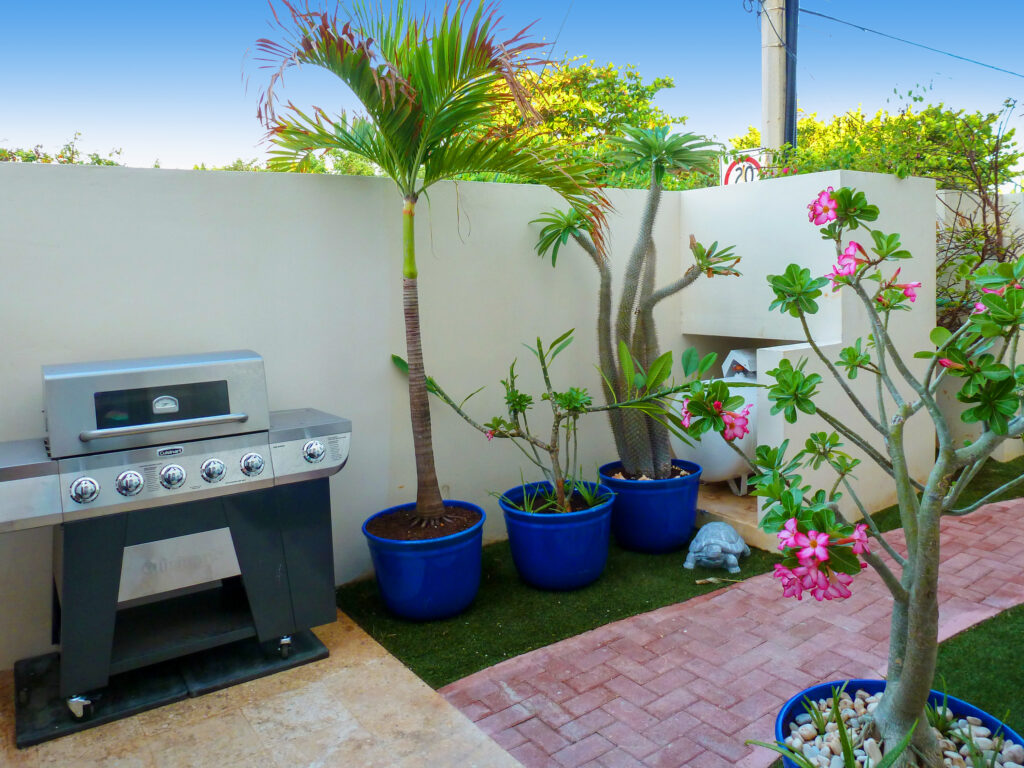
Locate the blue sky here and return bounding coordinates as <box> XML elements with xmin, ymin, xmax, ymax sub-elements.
<box><xmin>3</xmin><ymin>0</ymin><xmax>1022</xmax><ymax>169</ymax></box>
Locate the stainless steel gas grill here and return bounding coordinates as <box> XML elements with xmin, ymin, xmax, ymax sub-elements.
<box><xmin>0</xmin><ymin>351</ymin><xmax>350</xmax><ymax>742</ymax></box>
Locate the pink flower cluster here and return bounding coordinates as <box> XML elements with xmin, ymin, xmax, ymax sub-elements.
<box><xmin>826</xmin><ymin>241</ymin><xmax>866</xmax><ymax>288</ymax></box>
<box><xmin>679</xmin><ymin>400</ymin><xmax>751</xmax><ymax>442</ymax></box>
<box><xmin>873</xmin><ymin>268</ymin><xmax>923</xmax><ymax>307</ymax></box>
<box><xmin>808</xmin><ymin>187</ymin><xmax>838</xmax><ymax>226</ymax></box>
<box><xmin>771</xmin><ymin>518</ymin><xmax>870</xmax><ymax>601</ymax></box>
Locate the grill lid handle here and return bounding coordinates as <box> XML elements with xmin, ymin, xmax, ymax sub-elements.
<box><xmin>79</xmin><ymin>413</ymin><xmax>250</xmax><ymax>442</ymax></box>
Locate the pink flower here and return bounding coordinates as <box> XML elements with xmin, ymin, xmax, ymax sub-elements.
<box><xmin>485</xmin><ymin>430</ymin><xmax>495</xmax><ymax>441</ymax></box>
<box><xmin>826</xmin><ymin>241</ymin><xmax>866</xmax><ymax>288</ymax></box>
<box><xmin>973</xmin><ymin>302</ymin><xmax>987</xmax><ymax>314</ymax></box>
<box><xmin>840</xmin><ymin>241</ymin><xmax>866</xmax><ymax>268</ymax></box>
<box><xmin>794</xmin><ymin>530</ymin><xmax>830</xmax><ymax>565</ymax></box>
<box><xmin>938</xmin><ymin>358</ymin><xmax>956</xmax><ymax>369</ymax></box>
<box><xmin>680</xmin><ymin>399</ymin><xmax>693</xmax><ymax>429</ymax></box>
<box><xmin>721</xmin><ymin>404</ymin><xmax>752</xmax><ymax>441</ymax></box>
<box><xmin>982</xmin><ymin>286</ymin><xmax>1006</xmax><ymax>296</ymax></box>
<box><xmin>777</xmin><ymin>518</ymin><xmax>800</xmax><ymax>550</ymax></box>
<box><xmin>837</xmin><ymin>523</ymin><xmax>871</xmax><ymax>555</ymax></box>
<box><xmin>895</xmin><ymin>281</ymin><xmax>922</xmax><ymax>302</ymax></box>
<box><xmin>712</xmin><ymin>400</ymin><xmax>723</xmax><ymax>413</ymax></box>
<box><xmin>773</xmin><ymin>564</ymin><xmax>804</xmax><ymax>600</ymax></box>
<box><xmin>824</xmin><ymin>571</ymin><xmax>853</xmax><ymax>600</ymax></box>
<box><xmin>807</xmin><ymin>186</ymin><xmax>838</xmax><ymax>226</ymax></box>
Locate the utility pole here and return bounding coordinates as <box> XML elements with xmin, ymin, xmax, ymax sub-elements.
<box><xmin>760</xmin><ymin>0</ymin><xmax>798</xmax><ymax>151</ymax></box>
<box><xmin>760</xmin><ymin>0</ymin><xmax>786</xmax><ymax>151</ymax></box>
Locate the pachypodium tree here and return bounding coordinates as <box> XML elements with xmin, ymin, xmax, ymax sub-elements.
<box><xmin>533</xmin><ymin>125</ymin><xmax>740</xmax><ymax>480</ymax></box>
<box><xmin>255</xmin><ymin>0</ymin><xmax>606</xmax><ymax>526</ymax></box>
<box><xmin>685</xmin><ymin>186</ymin><xmax>1024</xmax><ymax>765</ymax></box>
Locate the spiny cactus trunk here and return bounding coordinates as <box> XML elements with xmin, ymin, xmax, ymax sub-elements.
<box><xmin>614</xmin><ymin>173</ymin><xmax>665</xmax><ymax>478</ymax></box>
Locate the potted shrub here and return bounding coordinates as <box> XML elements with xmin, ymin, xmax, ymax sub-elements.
<box><xmin>687</xmin><ymin>185</ymin><xmax>1024</xmax><ymax>765</ymax></box>
<box><xmin>422</xmin><ymin>331</ymin><xmax>701</xmax><ymax>589</ymax></box>
<box><xmin>255</xmin><ymin>0</ymin><xmax>606</xmax><ymax>619</ymax></box>
<box><xmin>532</xmin><ymin>126</ymin><xmax>742</xmax><ymax>552</ymax></box>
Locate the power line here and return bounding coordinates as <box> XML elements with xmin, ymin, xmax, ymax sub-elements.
<box><xmin>800</xmin><ymin>7</ymin><xmax>1024</xmax><ymax>81</ymax></box>
<box><xmin>749</xmin><ymin>1</ymin><xmax>796</xmax><ymax>61</ymax></box>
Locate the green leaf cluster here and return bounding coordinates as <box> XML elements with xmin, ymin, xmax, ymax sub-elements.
<box><xmin>768</xmin><ymin>265</ymin><xmax>828</xmax><ymax>317</ymax></box>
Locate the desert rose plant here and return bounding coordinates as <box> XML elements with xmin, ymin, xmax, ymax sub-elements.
<box><xmin>684</xmin><ymin>186</ymin><xmax>1024</xmax><ymax>765</ymax></box>
<box><xmin>255</xmin><ymin>0</ymin><xmax>606</xmax><ymax>528</ymax></box>
<box><xmin>533</xmin><ymin>125</ymin><xmax>740</xmax><ymax>480</ymax></box>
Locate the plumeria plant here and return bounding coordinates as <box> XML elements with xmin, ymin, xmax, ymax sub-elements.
<box><xmin>686</xmin><ymin>185</ymin><xmax>1024</xmax><ymax>766</ymax></box>
<box><xmin>401</xmin><ymin>331</ymin><xmax>720</xmax><ymax>514</ymax></box>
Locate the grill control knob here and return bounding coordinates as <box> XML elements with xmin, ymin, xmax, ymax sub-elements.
<box><xmin>240</xmin><ymin>452</ymin><xmax>265</xmax><ymax>477</ymax></box>
<box><xmin>200</xmin><ymin>458</ymin><xmax>226</xmax><ymax>483</ymax></box>
<box><xmin>115</xmin><ymin>470</ymin><xmax>144</xmax><ymax>497</ymax></box>
<box><xmin>70</xmin><ymin>477</ymin><xmax>100</xmax><ymax>504</ymax></box>
<box><xmin>302</xmin><ymin>440</ymin><xmax>326</xmax><ymax>464</ymax></box>
<box><xmin>159</xmin><ymin>464</ymin><xmax>186</xmax><ymax>489</ymax></box>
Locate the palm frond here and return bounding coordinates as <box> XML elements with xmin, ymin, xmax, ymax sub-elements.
<box><xmin>422</xmin><ymin>132</ymin><xmax>609</xmax><ymax>248</ymax></box>
<box><xmin>531</xmin><ymin>208</ymin><xmax>591</xmax><ymax>265</ymax></box>
<box><xmin>255</xmin><ymin>0</ymin><xmax>607</xmax><ymax>242</ymax></box>
<box><xmin>607</xmin><ymin>125</ymin><xmax>721</xmax><ymax>183</ymax></box>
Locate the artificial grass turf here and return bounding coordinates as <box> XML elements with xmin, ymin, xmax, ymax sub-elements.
<box><xmin>871</xmin><ymin>454</ymin><xmax>1024</xmax><ymax>533</ymax></box>
<box><xmin>936</xmin><ymin>601</ymin><xmax>1024</xmax><ymax>735</ymax></box>
<box><xmin>336</xmin><ymin>536</ymin><xmax>780</xmax><ymax>689</ymax></box>
<box><xmin>337</xmin><ymin>455</ymin><xmax>1024</xmax><ymax>691</ymax></box>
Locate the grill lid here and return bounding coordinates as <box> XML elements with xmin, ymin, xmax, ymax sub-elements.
<box><xmin>43</xmin><ymin>350</ymin><xmax>270</xmax><ymax>458</ymax></box>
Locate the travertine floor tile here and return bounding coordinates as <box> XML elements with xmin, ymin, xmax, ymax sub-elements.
<box><xmin>5</xmin><ymin>611</ymin><xmax>520</xmax><ymax>768</ymax></box>
<box><xmin>145</xmin><ymin>711</ymin><xmax>268</xmax><ymax>768</ymax></box>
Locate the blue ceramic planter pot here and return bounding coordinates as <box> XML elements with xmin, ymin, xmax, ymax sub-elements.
<box><xmin>598</xmin><ymin>460</ymin><xmax>702</xmax><ymax>553</ymax></box>
<box><xmin>499</xmin><ymin>481</ymin><xmax>613</xmax><ymax>591</ymax></box>
<box><xmin>362</xmin><ymin>500</ymin><xmax>485</xmax><ymax>621</ymax></box>
<box><xmin>774</xmin><ymin>679</ymin><xmax>1024</xmax><ymax>768</ymax></box>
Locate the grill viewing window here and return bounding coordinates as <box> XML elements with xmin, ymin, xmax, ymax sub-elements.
<box><xmin>94</xmin><ymin>380</ymin><xmax>230</xmax><ymax>429</ymax></box>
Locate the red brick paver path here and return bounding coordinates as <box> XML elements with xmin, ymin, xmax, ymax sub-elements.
<box><xmin>440</xmin><ymin>501</ymin><xmax>1024</xmax><ymax>768</ymax></box>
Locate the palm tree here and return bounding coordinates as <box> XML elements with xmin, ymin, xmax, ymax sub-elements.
<box><xmin>535</xmin><ymin>125</ymin><xmax>733</xmax><ymax>479</ymax></box>
<box><xmin>255</xmin><ymin>0</ymin><xmax>606</xmax><ymax>525</ymax></box>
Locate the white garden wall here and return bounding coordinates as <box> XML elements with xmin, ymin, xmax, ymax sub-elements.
<box><xmin>677</xmin><ymin>171</ymin><xmax>937</xmax><ymax>523</ymax></box>
<box><xmin>0</xmin><ymin>164</ymin><xmax>936</xmax><ymax>668</ymax></box>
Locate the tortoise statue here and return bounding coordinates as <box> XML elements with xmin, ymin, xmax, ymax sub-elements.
<box><xmin>683</xmin><ymin>522</ymin><xmax>750</xmax><ymax>574</ymax></box>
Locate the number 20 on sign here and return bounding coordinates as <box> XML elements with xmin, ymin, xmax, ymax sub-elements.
<box><xmin>723</xmin><ymin>156</ymin><xmax>762</xmax><ymax>185</ymax></box>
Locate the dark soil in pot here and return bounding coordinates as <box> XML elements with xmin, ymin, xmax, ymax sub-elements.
<box><xmin>364</xmin><ymin>504</ymin><xmax>482</xmax><ymax>541</ymax></box>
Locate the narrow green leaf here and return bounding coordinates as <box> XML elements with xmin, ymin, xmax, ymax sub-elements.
<box><xmin>680</xmin><ymin>347</ymin><xmax>699</xmax><ymax>377</ymax></box>
<box><xmin>547</xmin><ymin>328</ymin><xmax>574</xmax><ymax>354</ymax></box>
<box><xmin>619</xmin><ymin>340</ymin><xmax>636</xmax><ymax>391</ymax></box>
<box><xmin>391</xmin><ymin>354</ymin><xmax>409</xmax><ymax>375</ymax></box>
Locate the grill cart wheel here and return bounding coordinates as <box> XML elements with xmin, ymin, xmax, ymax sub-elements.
<box><xmin>66</xmin><ymin>695</ymin><xmax>93</xmax><ymax>720</ymax></box>
<box><xmin>278</xmin><ymin>636</ymin><xmax>292</xmax><ymax>659</ymax></box>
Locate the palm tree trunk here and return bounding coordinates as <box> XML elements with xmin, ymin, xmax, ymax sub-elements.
<box><xmin>402</xmin><ymin>198</ymin><xmax>446</xmax><ymax>520</ymax></box>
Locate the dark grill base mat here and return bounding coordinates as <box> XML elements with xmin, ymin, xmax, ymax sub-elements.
<box><xmin>12</xmin><ymin>629</ymin><xmax>328</xmax><ymax>748</ymax></box>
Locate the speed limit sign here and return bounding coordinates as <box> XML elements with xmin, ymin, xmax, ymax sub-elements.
<box><xmin>723</xmin><ymin>155</ymin><xmax>762</xmax><ymax>185</ymax></box>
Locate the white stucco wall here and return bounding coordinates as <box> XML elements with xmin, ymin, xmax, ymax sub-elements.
<box><xmin>0</xmin><ymin>164</ymin><xmax>688</xmax><ymax>667</ymax></box>
<box><xmin>678</xmin><ymin>171</ymin><xmax>938</xmax><ymax>521</ymax></box>
<box><xmin>0</xmin><ymin>165</ymin><xmax>937</xmax><ymax>668</ymax></box>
